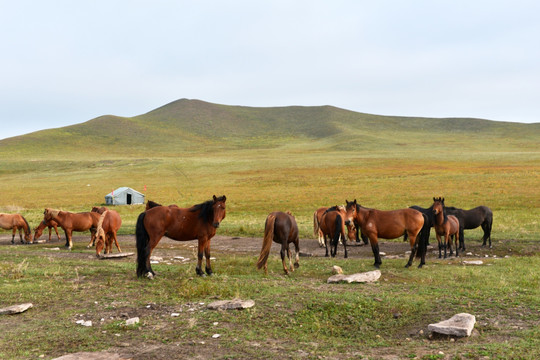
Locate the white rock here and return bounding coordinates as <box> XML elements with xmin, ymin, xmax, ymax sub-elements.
<box><xmin>327</xmin><ymin>270</ymin><xmax>381</xmax><ymax>284</ymax></box>
<box><xmin>428</xmin><ymin>313</ymin><xmax>476</xmax><ymax>337</ymax></box>
<box><xmin>125</xmin><ymin>317</ymin><xmax>139</xmax><ymax>326</ymax></box>
<box><xmin>212</xmin><ymin>334</ymin><xmax>221</xmax><ymax>338</ymax></box>
<box><xmin>332</xmin><ymin>265</ymin><xmax>343</xmax><ymax>274</ymax></box>
<box><xmin>0</xmin><ymin>303</ymin><xmax>33</xmax><ymax>315</ymax></box>
<box><xmin>379</xmin><ymin>252</ymin><xmax>386</xmax><ymax>256</ymax></box>
<box><xmin>463</xmin><ymin>260</ymin><xmax>483</xmax><ymax>265</ymax></box>
<box><xmin>207</xmin><ymin>299</ymin><xmax>255</xmax><ymax>310</ymax></box>
<box><xmin>171</xmin><ymin>313</ymin><xmax>180</xmax><ymax>317</ymax></box>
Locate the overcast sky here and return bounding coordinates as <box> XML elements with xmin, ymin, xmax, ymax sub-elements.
<box><xmin>1</xmin><ymin>1</ymin><xmax>539</xmax><ymax>140</ymax></box>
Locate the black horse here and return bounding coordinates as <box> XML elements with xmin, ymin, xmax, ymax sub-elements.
<box><xmin>445</xmin><ymin>205</ymin><xmax>493</xmax><ymax>249</ymax></box>
<box><xmin>404</xmin><ymin>204</ymin><xmax>435</xmax><ymax>246</ymax></box>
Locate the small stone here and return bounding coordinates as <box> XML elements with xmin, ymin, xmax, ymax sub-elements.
<box><xmin>171</xmin><ymin>313</ymin><xmax>180</xmax><ymax>317</ymax></box>
<box><xmin>379</xmin><ymin>252</ymin><xmax>386</xmax><ymax>256</ymax></box>
<box><xmin>327</xmin><ymin>270</ymin><xmax>381</xmax><ymax>284</ymax></box>
<box><xmin>463</xmin><ymin>260</ymin><xmax>483</xmax><ymax>265</ymax></box>
<box><xmin>212</xmin><ymin>334</ymin><xmax>221</xmax><ymax>338</ymax></box>
<box><xmin>466</xmin><ymin>252</ymin><xmax>473</xmax><ymax>256</ymax></box>
<box><xmin>125</xmin><ymin>317</ymin><xmax>139</xmax><ymax>326</ymax></box>
<box><xmin>332</xmin><ymin>265</ymin><xmax>343</xmax><ymax>274</ymax></box>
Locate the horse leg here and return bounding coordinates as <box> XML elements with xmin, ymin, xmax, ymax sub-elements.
<box><xmin>87</xmin><ymin>228</ymin><xmax>97</xmax><ymax>248</ymax></box>
<box><xmin>405</xmin><ymin>233</ymin><xmax>417</xmax><ymax>268</ymax></box>
<box><xmin>53</xmin><ymin>225</ymin><xmax>60</xmax><ymax>241</ymax></box>
<box><xmin>443</xmin><ymin>234</ymin><xmax>449</xmax><ymax>259</ymax></box>
<box><xmin>293</xmin><ymin>239</ymin><xmax>300</xmax><ymax>269</ymax></box>
<box><xmin>459</xmin><ymin>226</ymin><xmax>466</xmax><ymax>251</ymax></box>
<box><xmin>448</xmin><ymin>235</ymin><xmax>454</xmax><ymax>256</ymax></box>
<box><xmin>48</xmin><ymin>227</ymin><xmax>52</xmax><ymax>242</ymax></box>
<box><xmin>66</xmin><ymin>230</ymin><xmax>73</xmax><ymax>249</ymax></box>
<box><xmin>11</xmin><ymin>228</ymin><xmax>16</xmax><ymax>244</ymax></box>
<box><xmin>204</xmin><ymin>240</ymin><xmax>213</xmax><ymax>276</ymax></box>
<box><xmin>436</xmin><ymin>234</ymin><xmax>442</xmax><ymax>258</ymax></box>
<box><xmin>112</xmin><ymin>232</ymin><xmax>121</xmax><ymax>253</ymax></box>
<box><xmin>368</xmin><ymin>235</ymin><xmax>382</xmax><ymax>268</ymax></box>
<box><xmin>280</xmin><ymin>245</ymin><xmax>289</xmax><ymax>275</ymax></box>
<box><xmin>196</xmin><ymin>241</ymin><xmax>205</xmax><ymax>276</ymax></box>
<box><xmin>342</xmin><ymin>235</ymin><xmax>348</xmax><ymax>259</ymax></box>
<box><xmin>287</xmin><ymin>248</ymin><xmax>294</xmax><ymax>272</ymax></box>
<box><xmin>324</xmin><ymin>234</ymin><xmax>329</xmax><ymax>257</ymax></box>
<box><xmin>454</xmin><ymin>232</ymin><xmax>459</xmax><ymax>257</ymax></box>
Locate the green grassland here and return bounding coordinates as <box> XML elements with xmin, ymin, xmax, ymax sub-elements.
<box><xmin>0</xmin><ymin>99</ymin><xmax>539</xmax><ymax>359</ymax></box>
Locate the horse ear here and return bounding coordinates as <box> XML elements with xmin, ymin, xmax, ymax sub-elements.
<box><xmin>222</xmin><ymin>195</ymin><xmax>226</xmax><ymax>202</ymax></box>
<box><xmin>442</xmin><ymin>197</ymin><xmax>445</xmax><ymax>203</ymax></box>
<box><xmin>213</xmin><ymin>195</ymin><xmax>217</xmax><ymax>201</ymax></box>
<box><xmin>354</xmin><ymin>199</ymin><xmax>357</xmax><ymax>204</ymax></box>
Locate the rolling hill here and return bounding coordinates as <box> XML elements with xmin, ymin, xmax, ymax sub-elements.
<box><xmin>1</xmin><ymin>98</ymin><xmax>539</xmax><ymax>157</ymax></box>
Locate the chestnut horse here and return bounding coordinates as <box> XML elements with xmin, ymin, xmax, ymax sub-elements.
<box><xmin>34</xmin><ymin>219</ymin><xmax>61</xmax><ymax>242</ymax></box>
<box><xmin>0</xmin><ymin>213</ymin><xmax>32</xmax><ymax>244</ymax></box>
<box><xmin>86</xmin><ymin>206</ymin><xmax>108</xmax><ymax>247</ymax></box>
<box><xmin>432</xmin><ymin>198</ymin><xmax>460</xmax><ymax>258</ymax></box>
<box><xmin>136</xmin><ymin>195</ymin><xmax>227</xmax><ymax>278</ymax></box>
<box><xmin>319</xmin><ymin>206</ymin><xmax>355</xmax><ymax>258</ymax></box>
<box><xmin>257</xmin><ymin>211</ymin><xmax>299</xmax><ymax>275</ymax></box>
<box><xmin>43</xmin><ymin>209</ymin><xmax>100</xmax><ymax>249</ymax></box>
<box><xmin>344</xmin><ymin>199</ymin><xmax>426</xmax><ymax>268</ymax></box>
<box><xmin>95</xmin><ymin>210</ymin><xmax>122</xmax><ymax>256</ymax></box>
<box><xmin>313</xmin><ymin>207</ymin><xmax>328</xmax><ymax>247</ymax></box>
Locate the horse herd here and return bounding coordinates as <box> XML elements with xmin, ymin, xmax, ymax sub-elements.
<box><xmin>0</xmin><ymin>195</ymin><xmax>493</xmax><ymax>278</ymax></box>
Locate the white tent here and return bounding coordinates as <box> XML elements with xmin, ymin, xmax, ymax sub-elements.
<box><xmin>104</xmin><ymin>187</ymin><xmax>145</xmax><ymax>205</ymax></box>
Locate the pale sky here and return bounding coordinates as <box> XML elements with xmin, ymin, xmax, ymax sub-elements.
<box><xmin>1</xmin><ymin>1</ymin><xmax>539</xmax><ymax>140</ymax></box>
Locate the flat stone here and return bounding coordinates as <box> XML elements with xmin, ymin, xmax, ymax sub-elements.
<box><xmin>125</xmin><ymin>317</ymin><xmax>139</xmax><ymax>326</ymax></box>
<box><xmin>327</xmin><ymin>270</ymin><xmax>381</xmax><ymax>284</ymax></box>
<box><xmin>207</xmin><ymin>299</ymin><xmax>255</xmax><ymax>310</ymax></box>
<box><xmin>463</xmin><ymin>260</ymin><xmax>483</xmax><ymax>265</ymax></box>
<box><xmin>52</xmin><ymin>352</ymin><xmax>124</xmax><ymax>360</ymax></box>
<box><xmin>99</xmin><ymin>252</ymin><xmax>134</xmax><ymax>259</ymax></box>
<box><xmin>428</xmin><ymin>313</ymin><xmax>476</xmax><ymax>337</ymax></box>
<box><xmin>0</xmin><ymin>303</ymin><xmax>33</xmax><ymax>315</ymax></box>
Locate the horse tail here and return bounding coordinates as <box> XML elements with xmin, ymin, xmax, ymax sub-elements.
<box><xmin>333</xmin><ymin>214</ymin><xmax>343</xmax><ymax>246</ymax></box>
<box><xmin>257</xmin><ymin>214</ymin><xmax>276</xmax><ymax>270</ymax></box>
<box><xmin>136</xmin><ymin>212</ymin><xmax>150</xmax><ymax>277</ymax></box>
<box><xmin>416</xmin><ymin>213</ymin><xmax>430</xmax><ymax>259</ymax></box>
<box><xmin>313</xmin><ymin>211</ymin><xmax>319</xmax><ymax>238</ymax></box>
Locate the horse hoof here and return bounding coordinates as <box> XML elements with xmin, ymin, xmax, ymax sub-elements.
<box><xmin>404</xmin><ymin>263</ymin><xmax>410</xmax><ymax>268</ymax></box>
<box><xmin>146</xmin><ymin>272</ymin><xmax>154</xmax><ymax>280</ymax></box>
<box><xmin>418</xmin><ymin>264</ymin><xmax>424</xmax><ymax>268</ymax></box>
<box><xmin>294</xmin><ymin>263</ymin><xmax>299</xmax><ymax>268</ymax></box>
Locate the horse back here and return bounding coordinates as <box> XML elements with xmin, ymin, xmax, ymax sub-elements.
<box><xmin>367</xmin><ymin>208</ymin><xmax>423</xmax><ymax>239</ymax></box>
<box><xmin>271</xmin><ymin>211</ymin><xmax>298</xmax><ymax>243</ymax></box>
<box><xmin>462</xmin><ymin>206</ymin><xmax>492</xmax><ymax>229</ymax></box>
<box><xmin>102</xmin><ymin>210</ymin><xmax>122</xmax><ymax>232</ymax></box>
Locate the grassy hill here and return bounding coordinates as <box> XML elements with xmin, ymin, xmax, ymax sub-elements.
<box><xmin>1</xmin><ymin>98</ymin><xmax>538</xmax><ymax>157</ymax></box>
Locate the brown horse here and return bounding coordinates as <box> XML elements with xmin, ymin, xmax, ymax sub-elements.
<box><xmin>344</xmin><ymin>199</ymin><xmax>425</xmax><ymax>268</ymax></box>
<box><xmin>86</xmin><ymin>206</ymin><xmax>109</xmax><ymax>247</ymax></box>
<box><xmin>145</xmin><ymin>200</ymin><xmax>179</xmax><ymax>210</ymax></box>
<box><xmin>0</xmin><ymin>213</ymin><xmax>32</xmax><ymax>244</ymax></box>
<box><xmin>33</xmin><ymin>219</ymin><xmax>61</xmax><ymax>242</ymax></box>
<box><xmin>136</xmin><ymin>195</ymin><xmax>227</xmax><ymax>278</ymax></box>
<box><xmin>313</xmin><ymin>206</ymin><xmax>328</xmax><ymax>247</ymax></box>
<box><xmin>257</xmin><ymin>211</ymin><xmax>300</xmax><ymax>275</ymax></box>
<box><xmin>432</xmin><ymin>197</ymin><xmax>460</xmax><ymax>258</ymax></box>
<box><xmin>319</xmin><ymin>206</ymin><xmax>355</xmax><ymax>258</ymax></box>
<box><xmin>43</xmin><ymin>208</ymin><xmax>100</xmax><ymax>249</ymax></box>
<box><xmin>95</xmin><ymin>210</ymin><xmax>122</xmax><ymax>256</ymax></box>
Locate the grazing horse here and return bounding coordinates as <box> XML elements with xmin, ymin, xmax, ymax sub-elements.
<box><xmin>34</xmin><ymin>219</ymin><xmax>61</xmax><ymax>242</ymax></box>
<box><xmin>256</xmin><ymin>211</ymin><xmax>300</xmax><ymax>275</ymax></box>
<box><xmin>0</xmin><ymin>213</ymin><xmax>32</xmax><ymax>244</ymax></box>
<box><xmin>136</xmin><ymin>195</ymin><xmax>227</xmax><ymax>278</ymax></box>
<box><xmin>445</xmin><ymin>204</ymin><xmax>493</xmax><ymax>249</ymax></box>
<box><xmin>319</xmin><ymin>206</ymin><xmax>355</xmax><ymax>258</ymax></box>
<box><xmin>86</xmin><ymin>206</ymin><xmax>109</xmax><ymax>247</ymax></box>
<box><xmin>43</xmin><ymin>209</ymin><xmax>100</xmax><ymax>249</ymax></box>
<box><xmin>344</xmin><ymin>200</ymin><xmax>426</xmax><ymax>268</ymax></box>
<box><xmin>432</xmin><ymin>198</ymin><xmax>460</xmax><ymax>258</ymax></box>
<box><xmin>95</xmin><ymin>210</ymin><xmax>122</xmax><ymax>256</ymax></box>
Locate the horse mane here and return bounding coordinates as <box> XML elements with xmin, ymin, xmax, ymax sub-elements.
<box><xmin>146</xmin><ymin>200</ymin><xmax>162</xmax><ymax>210</ymax></box>
<box><xmin>21</xmin><ymin>215</ymin><xmax>31</xmax><ymax>235</ymax></box>
<box><xmin>96</xmin><ymin>211</ymin><xmax>108</xmax><ymax>239</ymax></box>
<box><xmin>324</xmin><ymin>205</ymin><xmax>341</xmax><ymax>214</ymax></box>
<box><xmin>190</xmin><ymin>196</ymin><xmax>225</xmax><ymax>222</ymax></box>
<box><xmin>45</xmin><ymin>208</ymin><xmax>60</xmax><ymax>218</ymax></box>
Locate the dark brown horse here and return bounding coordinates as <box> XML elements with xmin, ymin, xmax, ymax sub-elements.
<box><xmin>432</xmin><ymin>198</ymin><xmax>460</xmax><ymax>258</ymax></box>
<box><xmin>445</xmin><ymin>204</ymin><xmax>493</xmax><ymax>249</ymax></box>
<box><xmin>344</xmin><ymin>200</ymin><xmax>426</xmax><ymax>268</ymax></box>
<box><xmin>95</xmin><ymin>210</ymin><xmax>122</xmax><ymax>256</ymax></box>
<box><xmin>0</xmin><ymin>213</ymin><xmax>32</xmax><ymax>244</ymax></box>
<box><xmin>43</xmin><ymin>208</ymin><xmax>100</xmax><ymax>249</ymax></box>
<box><xmin>257</xmin><ymin>211</ymin><xmax>300</xmax><ymax>275</ymax></box>
<box><xmin>319</xmin><ymin>206</ymin><xmax>355</xmax><ymax>258</ymax></box>
<box><xmin>136</xmin><ymin>195</ymin><xmax>227</xmax><ymax>278</ymax></box>
<box><xmin>33</xmin><ymin>219</ymin><xmax>61</xmax><ymax>242</ymax></box>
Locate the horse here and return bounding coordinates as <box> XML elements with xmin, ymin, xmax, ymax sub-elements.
<box><xmin>0</xmin><ymin>213</ymin><xmax>33</xmax><ymax>244</ymax></box>
<box><xmin>256</xmin><ymin>211</ymin><xmax>300</xmax><ymax>275</ymax></box>
<box><xmin>136</xmin><ymin>195</ymin><xmax>227</xmax><ymax>278</ymax></box>
<box><xmin>313</xmin><ymin>207</ymin><xmax>328</xmax><ymax>247</ymax></box>
<box><xmin>432</xmin><ymin>198</ymin><xmax>460</xmax><ymax>258</ymax></box>
<box><xmin>33</xmin><ymin>219</ymin><xmax>61</xmax><ymax>242</ymax></box>
<box><xmin>445</xmin><ymin>204</ymin><xmax>493</xmax><ymax>249</ymax></box>
<box><xmin>344</xmin><ymin>199</ymin><xmax>426</xmax><ymax>268</ymax></box>
<box><xmin>95</xmin><ymin>210</ymin><xmax>122</xmax><ymax>256</ymax></box>
<box><xmin>403</xmin><ymin>204</ymin><xmax>435</xmax><ymax>245</ymax></box>
<box><xmin>43</xmin><ymin>208</ymin><xmax>100</xmax><ymax>249</ymax></box>
<box><xmin>319</xmin><ymin>206</ymin><xmax>355</xmax><ymax>258</ymax></box>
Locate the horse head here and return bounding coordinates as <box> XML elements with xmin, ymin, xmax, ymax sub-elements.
<box><xmin>344</xmin><ymin>199</ymin><xmax>358</xmax><ymax>226</ymax></box>
<box><xmin>211</xmin><ymin>195</ymin><xmax>227</xmax><ymax>228</ymax></box>
<box><xmin>95</xmin><ymin>227</ymin><xmax>106</xmax><ymax>256</ymax></box>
